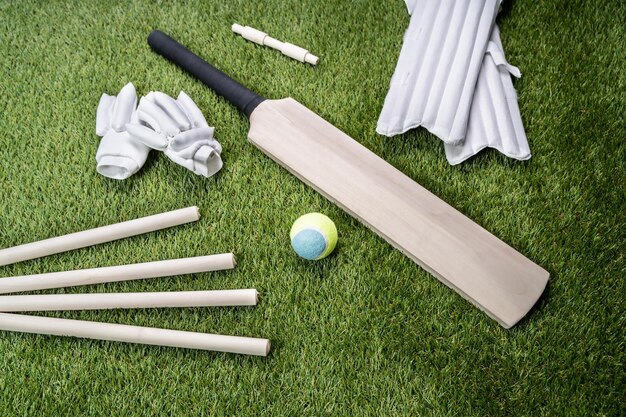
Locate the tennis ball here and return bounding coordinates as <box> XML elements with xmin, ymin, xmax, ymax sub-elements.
<box><xmin>290</xmin><ymin>213</ymin><xmax>337</xmax><ymax>260</ymax></box>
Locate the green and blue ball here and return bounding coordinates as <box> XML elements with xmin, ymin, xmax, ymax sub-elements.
<box><xmin>290</xmin><ymin>213</ymin><xmax>337</xmax><ymax>260</ymax></box>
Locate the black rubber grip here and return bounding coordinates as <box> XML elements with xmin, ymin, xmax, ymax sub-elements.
<box><xmin>148</xmin><ymin>30</ymin><xmax>265</xmax><ymax>118</ymax></box>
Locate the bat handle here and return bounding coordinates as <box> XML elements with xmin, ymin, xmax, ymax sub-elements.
<box><xmin>148</xmin><ymin>30</ymin><xmax>265</xmax><ymax>118</ymax></box>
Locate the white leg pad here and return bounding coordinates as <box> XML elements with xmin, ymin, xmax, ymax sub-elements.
<box><xmin>377</xmin><ymin>0</ymin><xmax>501</xmax><ymax>144</ymax></box>
<box><xmin>444</xmin><ymin>26</ymin><xmax>531</xmax><ymax>164</ymax></box>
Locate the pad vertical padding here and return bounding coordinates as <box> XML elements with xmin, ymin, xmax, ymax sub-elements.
<box><xmin>444</xmin><ymin>26</ymin><xmax>531</xmax><ymax>164</ymax></box>
<box><xmin>377</xmin><ymin>0</ymin><xmax>501</xmax><ymax>144</ymax></box>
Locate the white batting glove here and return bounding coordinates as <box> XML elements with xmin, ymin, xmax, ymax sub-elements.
<box><xmin>95</xmin><ymin>83</ymin><xmax>150</xmax><ymax>180</ymax></box>
<box><xmin>126</xmin><ymin>91</ymin><xmax>223</xmax><ymax>178</ymax></box>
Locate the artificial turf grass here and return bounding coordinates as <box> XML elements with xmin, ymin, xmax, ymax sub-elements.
<box><xmin>0</xmin><ymin>0</ymin><xmax>624</xmax><ymax>415</ymax></box>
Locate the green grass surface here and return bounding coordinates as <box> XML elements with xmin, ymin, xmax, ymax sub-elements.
<box><xmin>0</xmin><ymin>0</ymin><xmax>624</xmax><ymax>415</ymax></box>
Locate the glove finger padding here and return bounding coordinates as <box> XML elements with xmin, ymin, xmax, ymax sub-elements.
<box><xmin>152</xmin><ymin>91</ymin><xmax>192</xmax><ymax>130</ymax></box>
<box><xmin>95</xmin><ymin>94</ymin><xmax>116</xmax><ymax>136</ymax></box>
<box><xmin>136</xmin><ymin>96</ymin><xmax>183</xmax><ymax>137</ymax></box>
<box><xmin>95</xmin><ymin>83</ymin><xmax>150</xmax><ymax>180</ymax></box>
<box><xmin>127</xmin><ymin>90</ymin><xmax>223</xmax><ymax>178</ymax></box>
<box><xmin>125</xmin><ymin>123</ymin><xmax>168</xmax><ymax>150</ymax></box>
<box><xmin>169</xmin><ymin>128</ymin><xmax>216</xmax><ymax>152</ymax></box>
<box><xmin>110</xmin><ymin>84</ymin><xmax>138</xmax><ymax>131</ymax></box>
<box><xmin>177</xmin><ymin>91</ymin><xmax>210</xmax><ymax>128</ymax></box>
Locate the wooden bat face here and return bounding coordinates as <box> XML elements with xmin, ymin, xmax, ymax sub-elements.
<box><xmin>248</xmin><ymin>98</ymin><xmax>549</xmax><ymax>328</ymax></box>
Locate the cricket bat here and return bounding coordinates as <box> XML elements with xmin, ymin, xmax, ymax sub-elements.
<box><xmin>147</xmin><ymin>30</ymin><xmax>549</xmax><ymax>328</ymax></box>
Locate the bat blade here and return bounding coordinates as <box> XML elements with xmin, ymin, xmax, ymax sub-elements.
<box><xmin>249</xmin><ymin>98</ymin><xmax>548</xmax><ymax>328</ymax></box>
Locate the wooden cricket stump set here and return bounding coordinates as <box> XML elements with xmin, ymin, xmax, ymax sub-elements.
<box><xmin>0</xmin><ymin>206</ymin><xmax>270</xmax><ymax>357</ymax></box>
